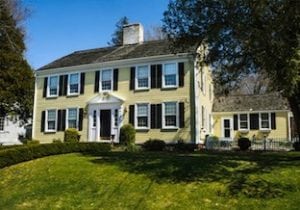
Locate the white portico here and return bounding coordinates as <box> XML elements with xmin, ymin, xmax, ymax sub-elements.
<box><xmin>87</xmin><ymin>93</ymin><xmax>124</xmax><ymax>143</ymax></box>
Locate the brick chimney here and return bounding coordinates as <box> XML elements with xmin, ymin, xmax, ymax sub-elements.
<box><xmin>123</xmin><ymin>23</ymin><xmax>144</xmax><ymax>45</ymax></box>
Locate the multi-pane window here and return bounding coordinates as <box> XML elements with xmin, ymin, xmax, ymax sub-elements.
<box><xmin>260</xmin><ymin>113</ymin><xmax>270</xmax><ymax>129</ymax></box>
<box><xmin>136</xmin><ymin>104</ymin><xmax>149</xmax><ymax>128</ymax></box>
<box><xmin>101</xmin><ymin>69</ymin><xmax>112</xmax><ymax>91</ymax></box>
<box><xmin>136</xmin><ymin>65</ymin><xmax>149</xmax><ymax>89</ymax></box>
<box><xmin>239</xmin><ymin>114</ymin><xmax>249</xmax><ymax>130</ymax></box>
<box><xmin>163</xmin><ymin>63</ymin><xmax>177</xmax><ymax>87</ymax></box>
<box><xmin>69</xmin><ymin>73</ymin><xmax>79</xmax><ymax>94</ymax></box>
<box><xmin>164</xmin><ymin>102</ymin><xmax>177</xmax><ymax>127</ymax></box>
<box><xmin>46</xmin><ymin>109</ymin><xmax>57</xmax><ymax>131</ymax></box>
<box><xmin>93</xmin><ymin>110</ymin><xmax>97</xmax><ymax>127</ymax></box>
<box><xmin>0</xmin><ymin>117</ymin><xmax>4</xmax><ymax>131</ymax></box>
<box><xmin>67</xmin><ymin>108</ymin><xmax>78</xmax><ymax>129</ymax></box>
<box><xmin>114</xmin><ymin>109</ymin><xmax>118</xmax><ymax>126</ymax></box>
<box><xmin>48</xmin><ymin>76</ymin><xmax>58</xmax><ymax>96</ymax></box>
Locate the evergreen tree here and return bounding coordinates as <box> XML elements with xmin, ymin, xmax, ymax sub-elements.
<box><xmin>163</xmin><ymin>0</ymin><xmax>300</xmax><ymax>139</ymax></box>
<box><xmin>0</xmin><ymin>0</ymin><xmax>34</xmax><ymax>121</ymax></box>
<box><xmin>108</xmin><ymin>16</ymin><xmax>129</xmax><ymax>46</ymax></box>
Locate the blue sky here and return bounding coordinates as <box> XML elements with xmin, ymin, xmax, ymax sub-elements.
<box><xmin>23</xmin><ymin>0</ymin><xmax>169</xmax><ymax>69</ymax></box>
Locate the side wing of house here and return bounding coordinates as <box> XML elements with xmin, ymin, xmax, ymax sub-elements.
<box><xmin>213</xmin><ymin>111</ymin><xmax>291</xmax><ymax>141</ymax></box>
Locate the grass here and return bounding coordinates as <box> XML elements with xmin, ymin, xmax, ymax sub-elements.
<box><xmin>0</xmin><ymin>151</ymin><xmax>300</xmax><ymax>210</ymax></box>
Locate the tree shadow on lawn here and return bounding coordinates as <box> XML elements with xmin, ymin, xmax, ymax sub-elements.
<box><xmin>87</xmin><ymin>151</ymin><xmax>300</xmax><ymax>198</ymax></box>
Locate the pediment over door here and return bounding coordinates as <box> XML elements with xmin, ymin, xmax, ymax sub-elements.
<box><xmin>87</xmin><ymin>93</ymin><xmax>124</xmax><ymax>105</ymax></box>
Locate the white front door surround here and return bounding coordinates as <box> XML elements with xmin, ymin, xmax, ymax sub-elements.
<box><xmin>87</xmin><ymin>93</ymin><xmax>124</xmax><ymax>143</ymax></box>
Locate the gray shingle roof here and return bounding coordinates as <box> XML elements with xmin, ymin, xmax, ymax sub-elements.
<box><xmin>213</xmin><ymin>92</ymin><xmax>290</xmax><ymax>112</ymax></box>
<box><xmin>38</xmin><ymin>40</ymin><xmax>197</xmax><ymax>70</ymax></box>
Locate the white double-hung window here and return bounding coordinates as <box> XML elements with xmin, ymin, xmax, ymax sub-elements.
<box><xmin>260</xmin><ymin>112</ymin><xmax>271</xmax><ymax>130</ymax></box>
<box><xmin>239</xmin><ymin>114</ymin><xmax>249</xmax><ymax>130</ymax></box>
<box><xmin>163</xmin><ymin>102</ymin><xmax>178</xmax><ymax>128</ymax></box>
<box><xmin>135</xmin><ymin>103</ymin><xmax>149</xmax><ymax>129</ymax></box>
<box><xmin>101</xmin><ymin>69</ymin><xmax>112</xmax><ymax>91</ymax></box>
<box><xmin>163</xmin><ymin>63</ymin><xmax>177</xmax><ymax>88</ymax></box>
<box><xmin>48</xmin><ymin>76</ymin><xmax>59</xmax><ymax>97</ymax></box>
<box><xmin>136</xmin><ymin>65</ymin><xmax>149</xmax><ymax>89</ymax></box>
<box><xmin>46</xmin><ymin>109</ymin><xmax>57</xmax><ymax>132</ymax></box>
<box><xmin>67</xmin><ymin>108</ymin><xmax>78</xmax><ymax>129</ymax></box>
<box><xmin>68</xmin><ymin>73</ymin><xmax>80</xmax><ymax>95</ymax></box>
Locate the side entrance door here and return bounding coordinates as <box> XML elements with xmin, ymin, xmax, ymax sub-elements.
<box><xmin>100</xmin><ymin>109</ymin><xmax>111</xmax><ymax>140</ymax></box>
<box><xmin>222</xmin><ymin>118</ymin><xmax>233</xmax><ymax>140</ymax></box>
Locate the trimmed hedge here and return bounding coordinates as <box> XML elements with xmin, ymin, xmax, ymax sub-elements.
<box><xmin>0</xmin><ymin>143</ymin><xmax>111</xmax><ymax>168</ymax></box>
<box><xmin>238</xmin><ymin>137</ymin><xmax>251</xmax><ymax>151</ymax></box>
<box><xmin>64</xmin><ymin>128</ymin><xmax>80</xmax><ymax>143</ymax></box>
<box><xmin>174</xmin><ymin>140</ymin><xmax>197</xmax><ymax>152</ymax></box>
<box><xmin>142</xmin><ymin>139</ymin><xmax>166</xmax><ymax>151</ymax></box>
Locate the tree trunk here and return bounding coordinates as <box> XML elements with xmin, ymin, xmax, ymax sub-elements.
<box><xmin>287</xmin><ymin>94</ymin><xmax>300</xmax><ymax>141</ymax></box>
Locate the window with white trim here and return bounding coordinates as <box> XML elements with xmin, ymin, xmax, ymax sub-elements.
<box><xmin>68</xmin><ymin>73</ymin><xmax>80</xmax><ymax>95</ymax></box>
<box><xmin>163</xmin><ymin>102</ymin><xmax>178</xmax><ymax>128</ymax></box>
<box><xmin>0</xmin><ymin>117</ymin><xmax>4</xmax><ymax>131</ymax></box>
<box><xmin>67</xmin><ymin>108</ymin><xmax>78</xmax><ymax>129</ymax></box>
<box><xmin>135</xmin><ymin>103</ymin><xmax>149</xmax><ymax>129</ymax></box>
<box><xmin>260</xmin><ymin>112</ymin><xmax>271</xmax><ymax>130</ymax></box>
<box><xmin>136</xmin><ymin>65</ymin><xmax>149</xmax><ymax>89</ymax></box>
<box><xmin>163</xmin><ymin>63</ymin><xmax>177</xmax><ymax>88</ymax></box>
<box><xmin>48</xmin><ymin>76</ymin><xmax>58</xmax><ymax>97</ymax></box>
<box><xmin>101</xmin><ymin>69</ymin><xmax>112</xmax><ymax>91</ymax></box>
<box><xmin>239</xmin><ymin>114</ymin><xmax>249</xmax><ymax>130</ymax></box>
<box><xmin>46</xmin><ymin>109</ymin><xmax>57</xmax><ymax>132</ymax></box>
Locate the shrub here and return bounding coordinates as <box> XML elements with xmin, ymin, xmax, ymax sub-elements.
<box><xmin>174</xmin><ymin>139</ymin><xmax>196</xmax><ymax>152</ymax></box>
<box><xmin>142</xmin><ymin>139</ymin><xmax>166</xmax><ymax>151</ymax></box>
<box><xmin>119</xmin><ymin>124</ymin><xmax>136</xmax><ymax>146</ymax></box>
<box><xmin>293</xmin><ymin>141</ymin><xmax>300</xmax><ymax>151</ymax></box>
<box><xmin>238</xmin><ymin>137</ymin><xmax>251</xmax><ymax>151</ymax></box>
<box><xmin>64</xmin><ymin>128</ymin><xmax>80</xmax><ymax>143</ymax></box>
<box><xmin>0</xmin><ymin>143</ymin><xmax>111</xmax><ymax>168</ymax></box>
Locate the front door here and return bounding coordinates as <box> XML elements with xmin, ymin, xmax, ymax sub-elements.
<box><xmin>100</xmin><ymin>110</ymin><xmax>111</xmax><ymax>140</ymax></box>
<box><xmin>222</xmin><ymin>118</ymin><xmax>232</xmax><ymax>139</ymax></box>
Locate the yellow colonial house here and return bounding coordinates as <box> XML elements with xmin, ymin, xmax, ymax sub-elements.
<box><xmin>212</xmin><ymin>93</ymin><xmax>294</xmax><ymax>141</ymax></box>
<box><xmin>32</xmin><ymin>23</ymin><xmax>214</xmax><ymax>144</ymax></box>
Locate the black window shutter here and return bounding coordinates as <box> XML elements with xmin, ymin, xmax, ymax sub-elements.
<box><xmin>62</xmin><ymin>110</ymin><xmax>66</xmax><ymax>131</ymax></box>
<box><xmin>157</xmin><ymin>64</ymin><xmax>162</xmax><ymax>88</ymax></box>
<box><xmin>178</xmin><ymin>62</ymin><xmax>184</xmax><ymax>87</ymax></box>
<box><xmin>130</xmin><ymin>67</ymin><xmax>135</xmax><ymax>90</ymax></box>
<box><xmin>41</xmin><ymin>111</ymin><xmax>45</xmax><ymax>132</ymax></box>
<box><xmin>94</xmin><ymin>71</ymin><xmax>100</xmax><ymax>93</ymax></box>
<box><xmin>59</xmin><ymin>75</ymin><xmax>64</xmax><ymax>96</ymax></box>
<box><xmin>151</xmin><ymin>104</ymin><xmax>156</xmax><ymax>128</ymax></box>
<box><xmin>64</xmin><ymin>75</ymin><xmax>68</xmax><ymax>95</ymax></box>
<box><xmin>233</xmin><ymin>114</ymin><xmax>238</xmax><ymax>130</ymax></box>
<box><xmin>80</xmin><ymin>73</ymin><xmax>85</xmax><ymax>94</ymax></box>
<box><xmin>79</xmin><ymin>108</ymin><xmax>84</xmax><ymax>131</ymax></box>
<box><xmin>250</xmin><ymin>113</ymin><xmax>259</xmax><ymax>130</ymax></box>
<box><xmin>271</xmin><ymin>112</ymin><xmax>276</xmax><ymax>129</ymax></box>
<box><xmin>57</xmin><ymin>110</ymin><xmax>62</xmax><ymax>131</ymax></box>
<box><xmin>129</xmin><ymin>105</ymin><xmax>135</xmax><ymax>126</ymax></box>
<box><xmin>113</xmin><ymin>68</ymin><xmax>119</xmax><ymax>91</ymax></box>
<box><xmin>156</xmin><ymin>104</ymin><xmax>162</xmax><ymax>128</ymax></box>
<box><xmin>179</xmin><ymin>102</ymin><xmax>185</xmax><ymax>128</ymax></box>
<box><xmin>43</xmin><ymin>77</ymin><xmax>48</xmax><ymax>97</ymax></box>
<box><xmin>150</xmin><ymin>65</ymin><xmax>157</xmax><ymax>88</ymax></box>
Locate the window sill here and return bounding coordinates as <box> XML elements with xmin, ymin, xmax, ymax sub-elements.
<box><xmin>135</xmin><ymin>127</ymin><xmax>150</xmax><ymax>131</ymax></box>
<box><xmin>67</xmin><ymin>94</ymin><xmax>79</xmax><ymax>97</ymax></box>
<box><xmin>134</xmin><ymin>88</ymin><xmax>150</xmax><ymax>91</ymax></box>
<box><xmin>46</xmin><ymin>95</ymin><xmax>58</xmax><ymax>99</ymax></box>
<box><xmin>259</xmin><ymin>129</ymin><xmax>271</xmax><ymax>132</ymax></box>
<box><xmin>161</xmin><ymin>127</ymin><xmax>178</xmax><ymax>131</ymax></box>
<box><xmin>44</xmin><ymin>130</ymin><xmax>57</xmax><ymax>134</ymax></box>
<box><xmin>162</xmin><ymin>86</ymin><xmax>178</xmax><ymax>90</ymax></box>
<box><xmin>238</xmin><ymin>129</ymin><xmax>249</xmax><ymax>133</ymax></box>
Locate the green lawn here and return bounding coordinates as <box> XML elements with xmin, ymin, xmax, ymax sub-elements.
<box><xmin>0</xmin><ymin>151</ymin><xmax>300</xmax><ymax>210</ymax></box>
